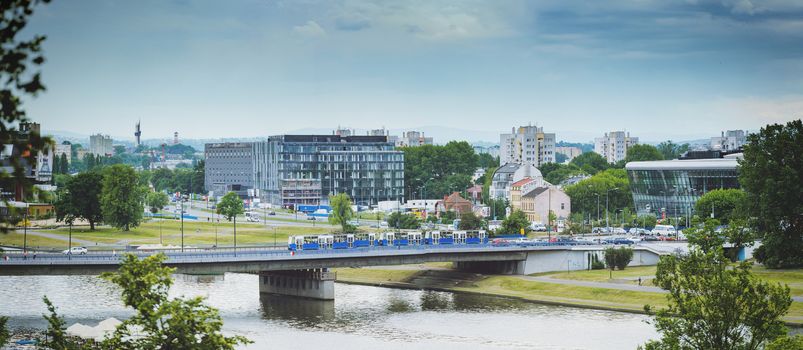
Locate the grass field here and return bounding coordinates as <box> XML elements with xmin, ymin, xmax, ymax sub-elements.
<box><xmin>1</xmin><ymin>219</ymin><xmax>334</xmax><ymax>248</ymax></box>
<box><xmin>0</xmin><ymin>232</ymin><xmax>75</xmax><ymax>249</ymax></box>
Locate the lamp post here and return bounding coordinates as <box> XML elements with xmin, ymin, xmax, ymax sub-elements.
<box><xmin>606</xmin><ymin>188</ymin><xmax>618</xmax><ymax>231</ymax></box>
<box><xmin>23</xmin><ymin>210</ymin><xmax>27</xmax><ymax>254</ymax></box>
<box><xmin>68</xmin><ymin>221</ymin><xmax>72</xmax><ymax>261</ymax></box>
<box><xmin>180</xmin><ymin>198</ymin><xmax>185</xmax><ymax>252</ymax></box>
<box><xmin>593</xmin><ymin>193</ymin><xmax>601</xmax><ymax>224</ymax></box>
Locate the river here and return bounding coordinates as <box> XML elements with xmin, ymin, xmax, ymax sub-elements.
<box><xmin>0</xmin><ymin>273</ymin><xmax>658</xmax><ymax>349</ymax></box>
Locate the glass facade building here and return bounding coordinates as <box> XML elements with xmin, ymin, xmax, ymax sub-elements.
<box><xmin>626</xmin><ymin>157</ymin><xmax>740</xmax><ymax>218</ymax></box>
<box><xmin>255</xmin><ymin>135</ymin><xmax>404</xmax><ymax>207</ymax></box>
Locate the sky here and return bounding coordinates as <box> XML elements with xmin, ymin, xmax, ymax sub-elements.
<box><xmin>21</xmin><ymin>0</ymin><xmax>803</xmax><ymax>143</ymax></box>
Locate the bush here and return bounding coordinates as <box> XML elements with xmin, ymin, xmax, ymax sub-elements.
<box><xmin>604</xmin><ymin>247</ymin><xmax>634</xmax><ymax>270</ymax></box>
<box><xmin>591</xmin><ymin>254</ymin><xmax>605</xmax><ymax>270</ymax></box>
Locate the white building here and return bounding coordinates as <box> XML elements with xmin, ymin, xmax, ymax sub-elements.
<box><xmin>500</xmin><ymin>125</ymin><xmax>556</xmax><ymax>167</ymax></box>
<box><xmin>89</xmin><ymin>134</ymin><xmax>113</xmax><ymax>156</ymax></box>
<box><xmin>555</xmin><ymin>146</ymin><xmax>582</xmax><ymax>162</ymax></box>
<box><xmin>594</xmin><ymin>131</ymin><xmax>638</xmax><ymax>163</ymax></box>
<box><xmin>397</xmin><ymin>131</ymin><xmax>433</xmax><ymax>147</ymax></box>
<box><xmin>54</xmin><ymin>143</ymin><xmax>72</xmax><ymax>164</ymax></box>
<box><xmin>710</xmin><ymin>130</ymin><xmax>747</xmax><ymax>152</ymax></box>
<box><xmin>489</xmin><ymin>163</ymin><xmax>548</xmax><ymax>201</ymax></box>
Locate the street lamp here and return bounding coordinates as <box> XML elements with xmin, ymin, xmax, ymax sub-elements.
<box><xmin>180</xmin><ymin>197</ymin><xmax>185</xmax><ymax>252</ymax></box>
<box><xmin>606</xmin><ymin>188</ymin><xmax>618</xmax><ymax>231</ymax></box>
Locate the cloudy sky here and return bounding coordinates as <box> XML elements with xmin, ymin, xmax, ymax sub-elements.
<box><xmin>22</xmin><ymin>0</ymin><xmax>803</xmax><ymax>143</ymax></box>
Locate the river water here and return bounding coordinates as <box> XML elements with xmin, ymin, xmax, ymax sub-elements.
<box><xmin>0</xmin><ymin>273</ymin><xmax>658</xmax><ymax>349</ymax></box>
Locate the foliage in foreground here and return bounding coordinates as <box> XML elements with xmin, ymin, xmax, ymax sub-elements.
<box><xmin>387</xmin><ymin>211</ymin><xmax>420</xmax><ymax>230</ymax></box>
<box><xmin>0</xmin><ymin>316</ymin><xmax>9</xmax><ymax>348</ymax></box>
<box><xmin>642</xmin><ymin>249</ymin><xmax>792</xmax><ymax>350</ymax></box>
<box><xmin>328</xmin><ymin>193</ymin><xmax>355</xmax><ymax>232</ymax></box>
<box><xmin>39</xmin><ymin>254</ymin><xmax>250</xmax><ymax>349</ymax></box>
<box><xmin>740</xmin><ymin>120</ymin><xmax>803</xmax><ymax>268</ymax></box>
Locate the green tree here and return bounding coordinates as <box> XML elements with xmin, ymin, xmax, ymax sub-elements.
<box><xmin>0</xmin><ymin>316</ymin><xmax>9</xmax><ymax>348</ymax></box>
<box><xmin>387</xmin><ymin>212</ymin><xmax>421</xmax><ymax>229</ymax></box>
<box><xmin>656</xmin><ymin>140</ymin><xmax>690</xmax><ymax>160</ymax></box>
<box><xmin>146</xmin><ymin>191</ymin><xmax>169</xmax><ymax>214</ymax></box>
<box><xmin>99</xmin><ymin>254</ymin><xmax>250</xmax><ymax>349</ymax></box>
<box><xmin>501</xmin><ymin>209</ymin><xmax>529</xmax><ymax>235</ymax></box>
<box><xmin>0</xmin><ymin>0</ymin><xmax>54</xmax><ymax>229</ymax></box>
<box><xmin>623</xmin><ymin>144</ymin><xmax>663</xmax><ymax>163</ymax></box>
<box><xmin>59</xmin><ymin>153</ymin><xmax>68</xmax><ymax>174</ymax></box>
<box><xmin>642</xmin><ymin>250</ymin><xmax>792</xmax><ymax>350</ymax></box>
<box><xmin>403</xmin><ymin>141</ymin><xmax>478</xmax><ymax>200</ymax></box>
<box><xmin>569</xmin><ymin>152</ymin><xmax>608</xmax><ymax>175</ymax></box>
<box><xmin>101</xmin><ymin>164</ymin><xmax>145</xmax><ymax>231</ymax></box>
<box><xmin>40</xmin><ymin>296</ymin><xmax>78</xmax><ymax>350</ymax></box>
<box><xmin>693</xmin><ymin>189</ymin><xmax>747</xmax><ymax>224</ymax></box>
<box><xmin>684</xmin><ymin>219</ymin><xmax>725</xmax><ymax>253</ymax></box>
<box><xmin>766</xmin><ymin>335</ymin><xmax>803</xmax><ymax>350</ymax></box>
<box><xmin>55</xmin><ymin>172</ymin><xmax>103</xmax><ymax>230</ymax></box>
<box><xmin>739</xmin><ymin>120</ymin><xmax>803</xmax><ymax>268</ymax></box>
<box><xmin>477</xmin><ymin>153</ymin><xmax>499</xmax><ymax>168</ymax></box>
<box><xmin>217</xmin><ymin>191</ymin><xmax>244</xmax><ymax>248</ymax></box>
<box><xmin>603</xmin><ymin>246</ymin><xmax>633</xmax><ymax>271</ymax></box>
<box><xmin>485</xmin><ymin>197</ymin><xmax>508</xmax><ymax>220</ymax></box>
<box><xmin>328</xmin><ymin>193</ymin><xmax>355</xmax><ymax>232</ymax></box>
<box><xmin>637</xmin><ymin>214</ymin><xmax>658</xmax><ymax>230</ymax></box>
<box><xmin>564</xmin><ymin>169</ymin><xmax>632</xmax><ymax>217</ymax></box>
<box><xmin>458</xmin><ymin>211</ymin><xmax>481</xmax><ymax>230</ymax></box>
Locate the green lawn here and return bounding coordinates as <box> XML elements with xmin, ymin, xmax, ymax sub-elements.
<box><xmin>5</xmin><ymin>220</ymin><xmax>334</xmax><ymax>248</ymax></box>
<box><xmin>752</xmin><ymin>266</ymin><xmax>803</xmax><ymax>297</ymax></box>
<box><xmin>540</xmin><ymin>266</ymin><xmax>658</xmax><ymax>284</ymax></box>
<box><xmin>0</xmin><ymin>232</ymin><xmax>73</xmax><ymax>250</ymax></box>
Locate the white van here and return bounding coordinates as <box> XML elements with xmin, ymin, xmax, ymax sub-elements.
<box><xmin>651</xmin><ymin>224</ymin><xmax>676</xmax><ymax>236</ymax></box>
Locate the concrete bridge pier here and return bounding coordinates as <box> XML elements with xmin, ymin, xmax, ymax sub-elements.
<box><xmin>259</xmin><ymin>268</ymin><xmax>336</xmax><ymax>300</ymax></box>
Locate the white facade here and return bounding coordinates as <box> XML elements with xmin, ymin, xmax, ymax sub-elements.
<box><xmin>89</xmin><ymin>134</ymin><xmax>113</xmax><ymax>156</ymax></box>
<box><xmin>594</xmin><ymin>131</ymin><xmax>638</xmax><ymax>163</ymax></box>
<box><xmin>500</xmin><ymin>125</ymin><xmax>556</xmax><ymax>167</ymax></box>
<box><xmin>710</xmin><ymin>130</ymin><xmax>747</xmax><ymax>151</ymax></box>
<box><xmin>54</xmin><ymin>143</ymin><xmax>72</xmax><ymax>164</ymax></box>
<box><xmin>397</xmin><ymin>131</ymin><xmax>433</xmax><ymax>147</ymax></box>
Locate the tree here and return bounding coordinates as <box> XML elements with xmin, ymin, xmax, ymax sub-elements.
<box><xmin>637</xmin><ymin>214</ymin><xmax>657</xmax><ymax>230</ymax></box>
<box><xmin>643</xmin><ymin>250</ymin><xmax>792</xmax><ymax>350</ymax></box>
<box><xmin>693</xmin><ymin>189</ymin><xmax>747</xmax><ymax>225</ymax></box>
<box><xmin>739</xmin><ymin>120</ymin><xmax>803</xmax><ymax>268</ymax></box>
<box><xmin>656</xmin><ymin>140</ymin><xmax>690</xmax><ymax>160</ymax></box>
<box><xmin>387</xmin><ymin>212</ymin><xmax>421</xmax><ymax>229</ymax></box>
<box><xmin>603</xmin><ymin>246</ymin><xmax>633</xmax><ymax>271</ymax></box>
<box><xmin>623</xmin><ymin>144</ymin><xmax>663</xmax><ymax>163</ymax></box>
<box><xmin>40</xmin><ymin>296</ymin><xmax>75</xmax><ymax>350</ymax></box>
<box><xmin>477</xmin><ymin>153</ymin><xmax>499</xmax><ymax>168</ymax></box>
<box><xmin>501</xmin><ymin>209</ymin><xmax>529</xmax><ymax>235</ymax></box>
<box><xmin>56</xmin><ymin>171</ymin><xmax>103</xmax><ymax>230</ymax></box>
<box><xmin>328</xmin><ymin>193</ymin><xmax>355</xmax><ymax>232</ymax></box>
<box><xmin>101</xmin><ymin>164</ymin><xmax>145</xmax><ymax>231</ymax></box>
<box><xmin>146</xmin><ymin>191</ymin><xmax>169</xmax><ymax>214</ymax></box>
<box><xmin>403</xmin><ymin>141</ymin><xmax>478</xmax><ymax>200</ymax></box>
<box><xmin>564</xmin><ymin>169</ymin><xmax>632</xmax><ymax>217</ymax></box>
<box><xmin>59</xmin><ymin>153</ymin><xmax>68</xmax><ymax>174</ymax></box>
<box><xmin>217</xmin><ymin>191</ymin><xmax>244</xmax><ymax>248</ymax></box>
<box><xmin>98</xmin><ymin>254</ymin><xmax>250</xmax><ymax>349</ymax></box>
<box><xmin>485</xmin><ymin>197</ymin><xmax>508</xmax><ymax>220</ymax></box>
<box><xmin>0</xmin><ymin>316</ymin><xmax>9</xmax><ymax>348</ymax></box>
<box><xmin>569</xmin><ymin>152</ymin><xmax>608</xmax><ymax>175</ymax></box>
<box><xmin>458</xmin><ymin>211</ymin><xmax>481</xmax><ymax>230</ymax></box>
<box><xmin>684</xmin><ymin>218</ymin><xmax>725</xmax><ymax>254</ymax></box>
<box><xmin>0</xmin><ymin>0</ymin><xmax>53</xmax><ymax>229</ymax></box>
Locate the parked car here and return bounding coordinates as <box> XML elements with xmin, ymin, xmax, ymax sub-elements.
<box><xmin>348</xmin><ymin>220</ymin><xmax>360</xmax><ymax>226</ymax></box>
<box><xmin>612</xmin><ymin>227</ymin><xmax>627</xmax><ymax>234</ymax></box>
<box><xmin>267</xmin><ymin>211</ymin><xmax>276</xmax><ymax>216</ymax></box>
<box><xmin>62</xmin><ymin>247</ymin><xmax>88</xmax><ymax>255</ymax></box>
<box><xmin>651</xmin><ymin>224</ymin><xmax>677</xmax><ymax>236</ymax></box>
<box><xmin>530</xmin><ymin>223</ymin><xmax>547</xmax><ymax>232</ymax></box>
<box><xmin>306</xmin><ymin>216</ymin><xmax>316</xmax><ymax>221</ymax></box>
<box><xmin>642</xmin><ymin>235</ymin><xmax>660</xmax><ymax>242</ymax></box>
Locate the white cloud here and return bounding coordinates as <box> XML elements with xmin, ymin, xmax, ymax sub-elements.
<box><xmin>293</xmin><ymin>20</ymin><xmax>326</xmax><ymax>37</ymax></box>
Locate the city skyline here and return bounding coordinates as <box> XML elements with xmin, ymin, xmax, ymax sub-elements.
<box><xmin>23</xmin><ymin>0</ymin><xmax>803</xmax><ymax>141</ymax></box>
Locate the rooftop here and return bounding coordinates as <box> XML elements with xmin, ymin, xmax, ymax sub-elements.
<box><xmin>625</xmin><ymin>157</ymin><xmax>739</xmax><ymax>171</ymax></box>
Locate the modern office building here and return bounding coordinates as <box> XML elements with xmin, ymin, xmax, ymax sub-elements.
<box><xmin>594</xmin><ymin>131</ymin><xmax>639</xmax><ymax>163</ymax></box>
<box><xmin>204</xmin><ymin>142</ymin><xmax>255</xmax><ymax>198</ymax></box>
<box><xmin>500</xmin><ymin>125</ymin><xmax>556</xmax><ymax>167</ymax></box>
<box><xmin>254</xmin><ymin>134</ymin><xmax>404</xmax><ymax>208</ymax></box>
<box><xmin>89</xmin><ymin>134</ymin><xmax>113</xmax><ymax>156</ymax></box>
<box><xmin>205</xmin><ymin>135</ymin><xmax>404</xmax><ymax>207</ymax></box>
<box><xmin>626</xmin><ymin>154</ymin><xmax>741</xmax><ymax>218</ymax></box>
<box><xmin>710</xmin><ymin>130</ymin><xmax>747</xmax><ymax>152</ymax></box>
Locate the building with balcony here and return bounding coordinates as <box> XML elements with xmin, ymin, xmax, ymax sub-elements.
<box><xmin>594</xmin><ymin>131</ymin><xmax>638</xmax><ymax>163</ymax></box>
<box><xmin>500</xmin><ymin>125</ymin><xmax>556</xmax><ymax>167</ymax></box>
<box><xmin>89</xmin><ymin>134</ymin><xmax>113</xmax><ymax>156</ymax></box>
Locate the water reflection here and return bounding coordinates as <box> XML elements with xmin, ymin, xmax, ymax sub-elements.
<box><xmin>259</xmin><ymin>293</ymin><xmax>335</xmax><ymax>326</ymax></box>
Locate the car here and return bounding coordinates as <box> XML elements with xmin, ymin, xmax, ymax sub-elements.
<box><xmin>642</xmin><ymin>235</ymin><xmax>660</xmax><ymax>241</ymax></box>
<box><xmin>347</xmin><ymin>220</ymin><xmax>360</xmax><ymax>226</ymax></box>
<box><xmin>62</xmin><ymin>247</ymin><xmax>88</xmax><ymax>255</ymax></box>
<box><xmin>612</xmin><ymin>227</ymin><xmax>627</xmax><ymax>234</ymax></box>
<box><xmin>267</xmin><ymin>211</ymin><xmax>276</xmax><ymax>216</ymax></box>
<box><xmin>306</xmin><ymin>216</ymin><xmax>316</xmax><ymax>221</ymax></box>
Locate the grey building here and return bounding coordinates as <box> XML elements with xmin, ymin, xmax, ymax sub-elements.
<box><xmin>204</xmin><ymin>142</ymin><xmax>255</xmax><ymax>197</ymax></box>
<box><xmin>256</xmin><ymin>135</ymin><xmax>404</xmax><ymax>207</ymax></box>
<box><xmin>205</xmin><ymin>135</ymin><xmax>404</xmax><ymax>208</ymax></box>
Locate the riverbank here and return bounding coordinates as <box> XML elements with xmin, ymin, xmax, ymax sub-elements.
<box><xmin>334</xmin><ymin>265</ymin><xmax>803</xmax><ymax>326</ymax></box>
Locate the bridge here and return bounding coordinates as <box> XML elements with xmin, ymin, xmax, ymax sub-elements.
<box><xmin>0</xmin><ymin>244</ymin><xmax>664</xmax><ymax>299</ymax></box>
